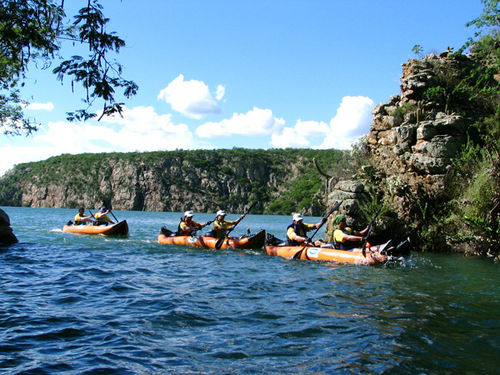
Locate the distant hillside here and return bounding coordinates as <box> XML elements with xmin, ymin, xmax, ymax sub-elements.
<box><xmin>0</xmin><ymin>148</ymin><xmax>354</xmax><ymax>216</ymax></box>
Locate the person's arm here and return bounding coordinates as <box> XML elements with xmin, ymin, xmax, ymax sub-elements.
<box><xmin>304</xmin><ymin>223</ymin><xmax>317</xmax><ymax>231</ymax></box>
<box><xmin>358</xmin><ymin>226</ymin><xmax>369</xmax><ymax>236</ymax></box>
<box><xmin>106</xmin><ymin>213</ymin><xmax>115</xmax><ymax>224</ymax></box>
<box><xmin>234</xmin><ymin>215</ymin><xmax>244</xmax><ymax>225</ymax></box>
<box><xmin>344</xmin><ymin>233</ymin><xmax>363</xmax><ymax>242</ymax></box>
<box><xmin>333</xmin><ymin>229</ymin><xmax>362</xmax><ymax>243</ymax></box>
<box><xmin>192</xmin><ymin>220</ymin><xmax>204</xmax><ymax>230</ymax></box>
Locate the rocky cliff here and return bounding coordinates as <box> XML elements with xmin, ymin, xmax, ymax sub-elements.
<box><xmin>0</xmin><ymin>149</ymin><xmax>351</xmax><ymax>216</ymax></box>
<box><xmin>326</xmin><ymin>49</ymin><xmax>499</xmax><ymax>255</ymax></box>
<box><xmin>365</xmin><ymin>53</ymin><xmax>473</xmax><ymax>221</ymax></box>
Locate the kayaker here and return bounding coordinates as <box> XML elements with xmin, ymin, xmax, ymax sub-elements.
<box><xmin>332</xmin><ymin>214</ymin><xmax>391</xmax><ymax>252</ymax></box>
<box><xmin>287</xmin><ymin>213</ymin><xmax>329</xmax><ymax>247</ymax></box>
<box><xmin>94</xmin><ymin>206</ymin><xmax>115</xmax><ymax>225</ymax></box>
<box><xmin>177</xmin><ymin>211</ymin><xmax>209</xmax><ymax>236</ymax></box>
<box><xmin>74</xmin><ymin>207</ymin><xmax>93</xmax><ymax>225</ymax></box>
<box><xmin>210</xmin><ymin>210</ymin><xmax>244</xmax><ymax>239</ymax></box>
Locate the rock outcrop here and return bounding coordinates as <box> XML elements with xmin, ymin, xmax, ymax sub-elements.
<box><xmin>326</xmin><ymin>52</ymin><xmax>477</xmax><ymax>242</ymax></box>
<box><xmin>0</xmin><ymin>208</ymin><xmax>18</xmax><ymax>245</ymax></box>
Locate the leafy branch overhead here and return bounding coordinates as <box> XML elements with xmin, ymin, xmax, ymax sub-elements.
<box><xmin>0</xmin><ymin>0</ymin><xmax>138</xmax><ymax>134</ymax></box>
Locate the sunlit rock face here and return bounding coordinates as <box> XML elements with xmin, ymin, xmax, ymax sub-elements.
<box><xmin>326</xmin><ymin>52</ymin><xmax>477</xmax><ymax>242</ymax></box>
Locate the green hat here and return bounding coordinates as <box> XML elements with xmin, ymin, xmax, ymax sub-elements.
<box><xmin>333</xmin><ymin>214</ymin><xmax>346</xmax><ymax>225</ymax></box>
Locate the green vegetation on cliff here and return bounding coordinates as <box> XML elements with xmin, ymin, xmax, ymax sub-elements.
<box><xmin>419</xmin><ymin>23</ymin><xmax>500</xmax><ymax>257</ymax></box>
<box><xmin>0</xmin><ymin>148</ymin><xmax>353</xmax><ymax>216</ymax></box>
<box><xmin>444</xmin><ymin>32</ymin><xmax>500</xmax><ymax>257</ymax></box>
<box><xmin>385</xmin><ymin>13</ymin><xmax>499</xmax><ymax>257</ymax></box>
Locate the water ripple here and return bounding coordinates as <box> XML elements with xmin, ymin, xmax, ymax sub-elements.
<box><xmin>0</xmin><ymin>207</ymin><xmax>498</xmax><ymax>374</ymax></box>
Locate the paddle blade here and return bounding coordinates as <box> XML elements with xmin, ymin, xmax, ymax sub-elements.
<box><xmin>215</xmin><ymin>236</ymin><xmax>225</xmax><ymax>249</ymax></box>
<box><xmin>327</xmin><ymin>200</ymin><xmax>343</xmax><ymax>218</ymax></box>
<box><xmin>293</xmin><ymin>241</ymin><xmax>309</xmax><ymax>259</ymax></box>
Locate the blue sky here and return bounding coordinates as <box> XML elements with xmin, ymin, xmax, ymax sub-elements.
<box><xmin>0</xmin><ymin>0</ymin><xmax>484</xmax><ymax>176</ymax></box>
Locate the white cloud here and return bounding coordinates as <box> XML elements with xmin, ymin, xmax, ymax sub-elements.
<box><xmin>270</xmin><ymin>96</ymin><xmax>374</xmax><ymax>149</ymax></box>
<box><xmin>196</xmin><ymin>107</ymin><xmax>285</xmax><ymax>138</ymax></box>
<box><xmin>157</xmin><ymin>74</ymin><xmax>222</xmax><ymax>119</ymax></box>
<box><xmin>0</xmin><ymin>106</ymin><xmax>196</xmax><ymax>176</ymax></box>
<box><xmin>0</xmin><ymin>145</ymin><xmax>57</xmax><ymax>177</ymax></box>
<box><xmin>39</xmin><ymin>106</ymin><xmax>195</xmax><ymax>152</ymax></box>
<box><xmin>318</xmin><ymin>96</ymin><xmax>375</xmax><ymax>149</ymax></box>
<box><xmin>295</xmin><ymin>119</ymin><xmax>330</xmax><ymax>137</ymax></box>
<box><xmin>271</xmin><ymin>127</ymin><xmax>310</xmax><ymax>148</ymax></box>
<box><xmin>270</xmin><ymin>119</ymin><xmax>329</xmax><ymax>148</ymax></box>
<box><xmin>25</xmin><ymin>102</ymin><xmax>54</xmax><ymax>111</ymax></box>
<box><xmin>0</xmin><ymin>95</ymin><xmax>377</xmax><ymax>177</ymax></box>
<box><xmin>215</xmin><ymin>85</ymin><xmax>225</xmax><ymax>101</ymax></box>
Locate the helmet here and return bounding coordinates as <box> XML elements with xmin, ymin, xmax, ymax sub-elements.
<box><xmin>216</xmin><ymin>210</ymin><xmax>226</xmax><ymax>217</ymax></box>
<box><xmin>292</xmin><ymin>213</ymin><xmax>303</xmax><ymax>222</ymax></box>
<box><xmin>184</xmin><ymin>210</ymin><xmax>194</xmax><ymax>218</ymax></box>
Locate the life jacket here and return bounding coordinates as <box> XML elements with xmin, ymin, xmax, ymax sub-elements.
<box><xmin>212</xmin><ymin>219</ymin><xmax>232</xmax><ymax>239</ymax></box>
<box><xmin>176</xmin><ymin>217</ymin><xmax>184</xmax><ymax>235</ymax></box>
<box><xmin>74</xmin><ymin>213</ymin><xmax>87</xmax><ymax>225</ymax></box>
<box><xmin>94</xmin><ymin>211</ymin><xmax>110</xmax><ymax>225</ymax></box>
<box><xmin>333</xmin><ymin>228</ymin><xmax>362</xmax><ymax>251</ymax></box>
<box><xmin>286</xmin><ymin>222</ymin><xmax>307</xmax><ymax>246</ymax></box>
<box><xmin>177</xmin><ymin>217</ymin><xmax>193</xmax><ymax>236</ymax></box>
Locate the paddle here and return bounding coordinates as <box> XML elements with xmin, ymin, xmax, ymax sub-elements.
<box><xmin>215</xmin><ymin>202</ymin><xmax>257</xmax><ymax>249</ymax></box>
<box><xmin>104</xmin><ymin>200</ymin><xmax>119</xmax><ymax>223</ymax></box>
<box><xmin>293</xmin><ymin>201</ymin><xmax>343</xmax><ymax>259</ymax></box>
<box><xmin>191</xmin><ymin>218</ymin><xmax>215</xmax><ymax>235</ymax></box>
<box><xmin>109</xmin><ymin>210</ymin><xmax>119</xmax><ymax>224</ymax></box>
<box><xmin>361</xmin><ymin>208</ymin><xmax>382</xmax><ymax>258</ymax></box>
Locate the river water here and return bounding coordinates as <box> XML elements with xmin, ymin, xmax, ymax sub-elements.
<box><xmin>1</xmin><ymin>207</ymin><xmax>498</xmax><ymax>374</ymax></box>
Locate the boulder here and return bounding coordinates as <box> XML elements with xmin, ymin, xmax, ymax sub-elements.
<box><xmin>0</xmin><ymin>209</ymin><xmax>18</xmax><ymax>245</ymax></box>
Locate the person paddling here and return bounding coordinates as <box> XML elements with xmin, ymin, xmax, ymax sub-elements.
<box><xmin>210</xmin><ymin>210</ymin><xmax>244</xmax><ymax>239</ymax></box>
<box><xmin>287</xmin><ymin>213</ymin><xmax>330</xmax><ymax>247</ymax></box>
<box><xmin>177</xmin><ymin>211</ymin><xmax>209</xmax><ymax>236</ymax></box>
<box><xmin>332</xmin><ymin>214</ymin><xmax>392</xmax><ymax>252</ymax></box>
<box><xmin>74</xmin><ymin>207</ymin><xmax>93</xmax><ymax>225</ymax></box>
<box><xmin>94</xmin><ymin>206</ymin><xmax>115</xmax><ymax>226</ymax></box>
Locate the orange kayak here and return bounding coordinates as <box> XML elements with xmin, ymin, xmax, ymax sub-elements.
<box><xmin>265</xmin><ymin>244</ymin><xmax>387</xmax><ymax>265</ymax></box>
<box><xmin>157</xmin><ymin>230</ymin><xmax>265</xmax><ymax>250</ymax></box>
<box><xmin>63</xmin><ymin>220</ymin><xmax>129</xmax><ymax>236</ymax></box>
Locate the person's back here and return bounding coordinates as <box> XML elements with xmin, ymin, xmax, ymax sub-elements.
<box><xmin>287</xmin><ymin>214</ymin><xmax>315</xmax><ymax>245</ymax></box>
<box><xmin>95</xmin><ymin>207</ymin><xmax>114</xmax><ymax>225</ymax></box>
<box><xmin>286</xmin><ymin>213</ymin><xmax>327</xmax><ymax>247</ymax></box>
<box><xmin>211</xmin><ymin>210</ymin><xmax>241</xmax><ymax>239</ymax></box>
<box><xmin>332</xmin><ymin>214</ymin><xmax>361</xmax><ymax>250</ymax></box>
<box><xmin>74</xmin><ymin>208</ymin><xmax>91</xmax><ymax>225</ymax></box>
